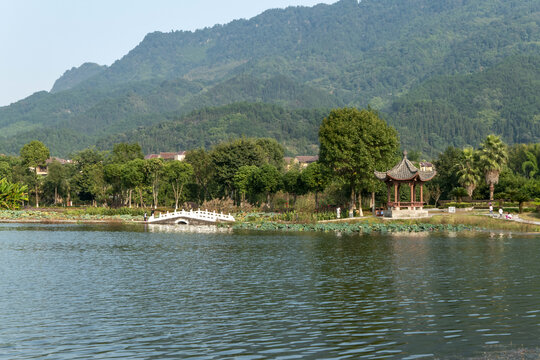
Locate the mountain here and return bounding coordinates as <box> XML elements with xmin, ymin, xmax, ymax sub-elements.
<box><xmin>0</xmin><ymin>0</ymin><xmax>539</xmax><ymax>157</ymax></box>
<box><xmin>50</xmin><ymin>63</ymin><xmax>108</xmax><ymax>93</ymax></box>
<box><xmin>95</xmin><ymin>102</ymin><xmax>329</xmax><ymax>156</ymax></box>
<box><xmin>386</xmin><ymin>55</ymin><xmax>540</xmax><ymax>156</ymax></box>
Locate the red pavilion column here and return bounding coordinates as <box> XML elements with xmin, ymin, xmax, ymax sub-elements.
<box><xmin>420</xmin><ymin>183</ymin><xmax>424</xmax><ymax>207</ymax></box>
<box><xmin>387</xmin><ymin>184</ymin><xmax>391</xmax><ymax>207</ymax></box>
<box><xmin>410</xmin><ymin>183</ymin><xmax>414</xmax><ymax>209</ymax></box>
<box><xmin>394</xmin><ymin>183</ymin><xmax>398</xmax><ymax>209</ymax></box>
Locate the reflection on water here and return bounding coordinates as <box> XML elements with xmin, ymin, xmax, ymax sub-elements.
<box><xmin>146</xmin><ymin>223</ymin><xmax>232</xmax><ymax>234</ymax></box>
<box><xmin>0</xmin><ymin>223</ymin><xmax>539</xmax><ymax>359</ymax></box>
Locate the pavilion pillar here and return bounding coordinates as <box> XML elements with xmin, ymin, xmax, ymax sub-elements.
<box><xmin>394</xmin><ymin>183</ymin><xmax>398</xmax><ymax>209</ymax></box>
<box><xmin>420</xmin><ymin>183</ymin><xmax>424</xmax><ymax>207</ymax></box>
<box><xmin>410</xmin><ymin>183</ymin><xmax>414</xmax><ymax>209</ymax></box>
<box><xmin>387</xmin><ymin>184</ymin><xmax>391</xmax><ymax>207</ymax></box>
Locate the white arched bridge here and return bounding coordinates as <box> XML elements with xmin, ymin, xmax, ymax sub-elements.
<box><xmin>147</xmin><ymin>209</ymin><xmax>235</xmax><ymax>225</ymax></box>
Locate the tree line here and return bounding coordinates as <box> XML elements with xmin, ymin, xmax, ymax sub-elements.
<box><xmin>1</xmin><ymin>107</ymin><xmax>539</xmax><ymax>214</ymax></box>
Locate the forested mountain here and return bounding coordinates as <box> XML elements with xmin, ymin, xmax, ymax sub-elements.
<box><xmin>0</xmin><ymin>0</ymin><xmax>539</xmax><ymax>157</ymax></box>
<box><xmin>50</xmin><ymin>63</ymin><xmax>108</xmax><ymax>93</ymax></box>
<box><xmin>95</xmin><ymin>102</ymin><xmax>329</xmax><ymax>156</ymax></box>
<box><xmin>387</xmin><ymin>55</ymin><xmax>540</xmax><ymax>156</ymax></box>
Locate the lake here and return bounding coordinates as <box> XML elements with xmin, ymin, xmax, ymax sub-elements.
<box><xmin>1</xmin><ymin>223</ymin><xmax>539</xmax><ymax>359</ymax></box>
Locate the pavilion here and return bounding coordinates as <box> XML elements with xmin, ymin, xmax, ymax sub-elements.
<box><xmin>374</xmin><ymin>151</ymin><xmax>436</xmax><ymax>218</ymax></box>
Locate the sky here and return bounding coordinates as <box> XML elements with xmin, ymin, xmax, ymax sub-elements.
<box><xmin>0</xmin><ymin>0</ymin><xmax>336</xmax><ymax>107</ymax></box>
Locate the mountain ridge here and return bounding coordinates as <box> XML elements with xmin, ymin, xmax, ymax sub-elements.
<box><xmin>0</xmin><ymin>0</ymin><xmax>539</xmax><ymax>157</ymax></box>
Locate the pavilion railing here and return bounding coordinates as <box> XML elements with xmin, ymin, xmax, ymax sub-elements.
<box><xmin>387</xmin><ymin>201</ymin><xmax>425</xmax><ymax>208</ymax></box>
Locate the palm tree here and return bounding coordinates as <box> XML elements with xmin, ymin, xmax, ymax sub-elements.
<box><xmin>479</xmin><ymin>135</ymin><xmax>508</xmax><ymax>201</ymax></box>
<box><xmin>456</xmin><ymin>147</ymin><xmax>481</xmax><ymax>198</ymax></box>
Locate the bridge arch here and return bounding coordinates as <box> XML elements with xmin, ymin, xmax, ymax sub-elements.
<box><xmin>175</xmin><ymin>219</ymin><xmax>189</xmax><ymax>225</ymax></box>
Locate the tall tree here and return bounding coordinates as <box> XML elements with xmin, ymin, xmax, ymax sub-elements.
<box><xmin>319</xmin><ymin>108</ymin><xmax>399</xmax><ymax>216</ymax></box>
<box><xmin>164</xmin><ymin>161</ymin><xmax>193</xmax><ymax>210</ymax></box>
<box><xmin>210</xmin><ymin>138</ymin><xmax>265</xmax><ymax>196</ymax></box>
<box><xmin>300</xmin><ymin>162</ymin><xmax>328</xmax><ymax>209</ymax></box>
<box><xmin>185</xmin><ymin>149</ymin><xmax>214</xmax><ymax>203</ymax></box>
<box><xmin>233</xmin><ymin>165</ymin><xmax>258</xmax><ymax>206</ymax></box>
<box><xmin>251</xmin><ymin>164</ymin><xmax>282</xmax><ymax>207</ymax></box>
<box><xmin>121</xmin><ymin>159</ymin><xmax>145</xmax><ymax>208</ymax></box>
<box><xmin>456</xmin><ymin>147</ymin><xmax>481</xmax><ymax>198</ymax></box>
<box><xmin>72</xmin><ymin>148</ymin><xmax>105</xmax><ymax>206</ymax></box>
<box><xmin>282</xmin><ymin>169</ymin><xmax>306</xmax><ymax>208</ymax></box>
<box><xmin>44</xmin><ymin>160</ymin><xmax>67</xmax><ymax>205</ymax></box>
<box><xmin>479</xmin><ymin>134</ymin><xmax>508</xmax><ymax>201</ymax></box>
<box><xmin>20</xmin><ymin>140</ymin><xmax>50</xmax><ymax>208</ymax></box>
<box><xmin>143</xmin><ymin>158</ymin><xmax>164</xmax><ymax>209</ymax></box>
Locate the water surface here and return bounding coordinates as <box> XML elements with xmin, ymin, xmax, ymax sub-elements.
<box><xmin>1</xmin><ymin>223</ymin><xmax>539</xmax><ymax>359</ymax></box>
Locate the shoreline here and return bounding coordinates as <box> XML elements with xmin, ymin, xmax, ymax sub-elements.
<box><xmin>1</xmin><ymin>210</ymin><xmax>539</xmax><ymax>234</ymax></box>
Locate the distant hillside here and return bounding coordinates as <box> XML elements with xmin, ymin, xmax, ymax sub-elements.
<box><xmin>0</xmin><ymin>0</ymin><xmax>539</xmax><ymax>156</ymax></box>
<box><xmin>51</xmin><ymin>63</ymin><xmax>107</xmax><ymax>93</ymax></box>
<box><xmin>95</xmin><ymin>102</ymin><xmax>329</xmax><ymax>156</ymax></box>
<box><xmin>386</xmin><ymin>55</ymin><xmax>540</xmax><ymax>157</ymax></box>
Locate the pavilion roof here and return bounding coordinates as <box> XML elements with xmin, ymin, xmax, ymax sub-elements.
<box><xmin>374</xmin><ymin>151</ymin><xmax>436</xmax><ymax>182</ymax></box>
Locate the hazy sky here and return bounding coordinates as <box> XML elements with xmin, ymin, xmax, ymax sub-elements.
<box><xmin>0</xmin><ymin>0</ymin><xmax>335</xmax><ymax>107</ymax></box>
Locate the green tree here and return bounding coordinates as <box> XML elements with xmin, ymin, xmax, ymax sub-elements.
<box><xmin>479</xmin><ymin>134</ymin><xmax>508</xmax><ymax>201</ymax></box>
<box><xmin>233</xmin><ymin>165</ymin><xmax>258</xmax><ymax>206</ymax></box>
<box><xmin>522</xmin><ymin>150</ymin><xmax>539</xmax><ymax>179</ymax></box>
<box><xmin>164</xmin><ymin>161</ymin><xmax>194</xmax><ymax>210</ymax></box>
<box><xmin>300</xmin><ymin>162</ymin><xmax>329</xmax><ymax>209</ymax></box>
<box><xmin>20</xmin><ymin>140</ymin><xmax>50</xmax><ymax>208</ymax></box>
<box><xmin>210</xmin><ymin>138</ymin><xmax>265</xmax><ymax>196</ymax></box>
<box><xmin>251</xmin><ymin>164</ymin><xmax>282</xmax><ymax>206</ymax></box>
<box><xmin>143</xmin><ymin>158</ymin><xmax>164</xmax><ymax>209</ymax></box>
<box><xmin>451</xmin><ymin>187</ymin><xmax>468</xmax><ymax>203</ymax></box>
<box><xmin>456</xmin><ymin>147</ymin><xmax>481</xmax><ymax>198</ymax></box>
<box><xmin>319</xmin><ymin>108</ymin><xmax>399</xmax><ymax>216</ymax></box>
<box><xmin>282</xmin><ymin>169</ymin><xmax>306</xmax><ymax>208</ymax></box>
<box><xmin>0</xmin><ymin>161</ymin><xmax>12</xmax><ymax>181</ymax></box>
<box><xmin>44</xmin><ymin>160</ymin><xmax>67</xmax><ymax>205</ymax></box>
<box><xmin>104</xmin><ymin>163</ymin><xmax>124</xmax><ymax>207</ymax></box>
<box><xmin>255</xmin><ymin>138</ymin><xmax>285</xmax><ymax>170</ymax></box>
<box><xmin>185</xmin><ymin>149</ymin><xmax>214</xmax><ymax>203</ymax></box>
<box><xmin>432</xmin><ymin>146</ymin><xmax>465</xmax><ymax>201</ymax></box>
<box><xmin>122</xmin><ymin>159</ymin><xmax>146</xmax><ymax>208</ymax></box>
<box><xmin>72</xmin><ymin>148</ymin><xmax>105</xmax><ymax>206</ymax></box>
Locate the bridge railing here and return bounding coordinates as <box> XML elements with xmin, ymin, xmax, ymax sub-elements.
<box><xmin>147</xmin><ymin>208</ymin><xmax>235</xmax><ymax>223</ymax></box>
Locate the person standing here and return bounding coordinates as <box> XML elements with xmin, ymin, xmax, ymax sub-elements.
<box><xmin>489</xmin><ymin>202</ymin><xmax>493</xmax><ymax>215</ymax></box>
<box><xmin>498</xmin><ymin>208</ymin><xmax>503</xmax><ymax>218</ymax></box>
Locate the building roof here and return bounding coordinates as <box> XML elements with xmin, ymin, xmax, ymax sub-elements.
<box><xmin>375</xmin><ymin>151</ymin><xmax>436</xmax><ymax>182</ymax></box>
<box><xmin>144</xmin><ymin>154</ymin><xmax>160</xmax><ymax>160</ymax></box>
<box><xmin>45</xmin><ymin>157</ymin><xmax>72</xmax><ymax>165</ymax></box>
<box><xmin>159</xmin><ymin>152</ymin><xmax>177</xmax><ymax>159</ymax></box>
<box><xmin>295</xmin><ymin>155</ymin><xmax>319</xmax><ymax>163</ymax></box>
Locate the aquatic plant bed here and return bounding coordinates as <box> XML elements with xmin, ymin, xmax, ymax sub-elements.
<box><xmin>232</xmin><ymin>221</ymin><xmax>474</xmax><ymax>233</ymax></box>
<box><xmin>0</xmin><ymin>210</ymin><xmax>139</xmax><ymax>222</ymax></box>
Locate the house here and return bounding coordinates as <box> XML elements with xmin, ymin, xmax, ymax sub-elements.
<box><xmin>284</xmin><ymin>155</ymin><xmax>319</xmax><ymax>170</ymax></box>
<box><xmin>34</xmin><ymin>157</ymin><xmax>73</xmax><ymax>176</ymax></box>
<box><xmin>144</xmin><ymin>151</ymin><xmax>187</xmax><ymax>161</ymax></box>
<box><xmin>295</xmin><ymin>155</ymin><xmax>319</xmax><ymax>168</ymax></box>
<box><xmin>419</xmin><ymin>162</ymin><xmax>434</xmax><ymax>172</ymax></box>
